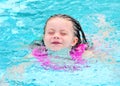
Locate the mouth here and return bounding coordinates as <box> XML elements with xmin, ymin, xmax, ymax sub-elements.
<box><xmin>51</xmin><ymin>41</ymin><xmax>61</xmax><ymax>44</ymax></box>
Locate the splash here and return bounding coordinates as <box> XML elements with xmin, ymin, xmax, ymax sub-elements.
<box><xmin>83</xmin><ymin>14</ymin><xmax>117</xmax><ymax>64</ymax></box>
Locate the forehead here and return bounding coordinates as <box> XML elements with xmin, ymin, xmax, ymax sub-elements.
<box><xmin>45</xmin><ymin>17</ymin><xmax>74</xmax><ymax>30</ymax></box>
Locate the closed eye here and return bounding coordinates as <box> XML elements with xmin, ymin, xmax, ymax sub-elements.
<box><xmin>48</xmin><ymin>31</ymin><xmax>54</xmax><ymax>35</ymax></box>
<box><xmin>60</xmin><ymin>32</ymin><xmax>67</xmax><ymax>36</ymax></box>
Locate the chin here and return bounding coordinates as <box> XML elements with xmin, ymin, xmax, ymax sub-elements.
<box><xmin>50</xmin><ymin>47</ymin><xmax>63</xmax><ymax>51</ymax></box>
<box><xmin>51</xmin><ymin>49</ymin><xmax>61</xmax><ymax>51</ymax></box>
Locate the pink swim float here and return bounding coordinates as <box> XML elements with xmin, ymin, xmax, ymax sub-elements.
<box><xmin>32</xmin><ymin>44</ymin><xmax>87</xmax><ymax>70</ymax></box>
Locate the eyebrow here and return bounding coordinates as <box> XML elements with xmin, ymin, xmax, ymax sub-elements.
<box><xmin>60</xmin><ymin>30</ymin><xmax>67</xmax><ymax>32</ymax></box>
<box><xmin>47</xmin><ymin>28</ymin><xmax>55</xmax><ymax>31</ymax></box>
<box><xmin>47</xmin><ymin>28</ymin><xmax>66</xmax><ymax>31</ymax></box>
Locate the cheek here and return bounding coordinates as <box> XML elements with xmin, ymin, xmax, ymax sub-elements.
<box><xmin>64</xmin><ymin>37</ymin><xmax>73</xmax><ymax>45</ymax></box>
<box><xmin>44</xmin><ymin>34</ymin><xmax>49</xmax><ymax>40</ymax></box>
<box><xmin>44</xmin><ymin>34</ymin><xmax>53</xmax><ymax>45</ymax></box>
<box><xmin>43</xmin><ymin>35</ymin><xmax>49</xmax><ymax>44</ymax></box>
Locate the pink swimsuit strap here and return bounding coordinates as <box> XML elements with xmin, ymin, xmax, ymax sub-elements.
<box><xmin>70</xmin><ymin>44</ymin><xmax>87</xmax><ymax>63</ymax></box>
<box><xmin>32</xmin><ymin>44</ymin><xmax>87</xmax><ymax>70</ymax></box>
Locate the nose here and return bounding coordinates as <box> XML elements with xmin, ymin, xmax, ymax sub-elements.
<box><xmin>53</xmin><ymin>33</ymin><xmax>60</xmax><ymax>39</ymax></box>
<box><xmin>53</xmin><ymin>36</ymin><xmax>59</xmax><ymax>39</ymax></box>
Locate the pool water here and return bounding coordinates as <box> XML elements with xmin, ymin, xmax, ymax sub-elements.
<box><xmin>0</xmin><ymin>0</ymin><xmax>120</xmax><ymax>86</ymax></box>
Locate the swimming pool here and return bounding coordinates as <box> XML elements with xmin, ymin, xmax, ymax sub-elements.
<box><xmin>0</xmin><ymin>0</ymin><xmax>120</xmax><ymax>86</ymax></box>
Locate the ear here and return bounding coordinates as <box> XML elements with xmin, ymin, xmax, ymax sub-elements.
<box><xmin>71</xmin><ymin>37</ymin><xmax>78</xmax><ymax>46</ymax></box>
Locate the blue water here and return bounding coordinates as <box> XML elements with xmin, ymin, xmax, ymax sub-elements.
<box><xmin>0</xmin><ymin>0</ymin><xmax>120</xmax><ymax>86</ymax></box>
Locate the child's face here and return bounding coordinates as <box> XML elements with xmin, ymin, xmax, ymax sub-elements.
<box><xmin>44</xmin><ymin>17</ymin><xmax>78</xmax><ymax>51</ymax></box>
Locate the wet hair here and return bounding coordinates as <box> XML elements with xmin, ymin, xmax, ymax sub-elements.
<box><xmin>31</xmin><ymin>14</ymin><xmax>88</xmax><ymax>49</ymax></box>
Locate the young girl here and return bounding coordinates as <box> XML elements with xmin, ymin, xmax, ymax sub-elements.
<box><xmin>31</xmin><ymin>14</ymin><xmax>89</xmax><ymax>70</ymax></box>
